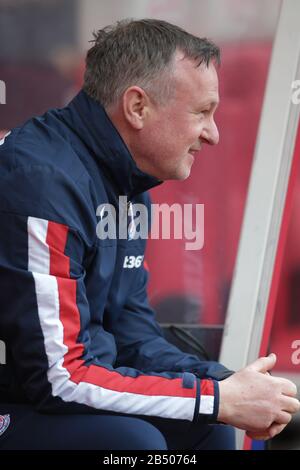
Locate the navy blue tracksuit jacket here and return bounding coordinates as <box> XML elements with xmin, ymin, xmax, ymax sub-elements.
<box><xmin>0</xmin><ymin>90</ymin><xmax>231</xmax><ymax>424</ymax></box>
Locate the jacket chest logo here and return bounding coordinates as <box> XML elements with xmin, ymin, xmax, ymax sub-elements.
<box><xmin>123</xmin><ymin>255</ymin><xmax>144</xmax><ymax>269</ymax></box>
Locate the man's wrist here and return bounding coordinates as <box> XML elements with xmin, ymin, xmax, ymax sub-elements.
<box><xmin>217</xmin><ymin>379</ymin><xmax>230</xmax><ymax>424</ymax></box>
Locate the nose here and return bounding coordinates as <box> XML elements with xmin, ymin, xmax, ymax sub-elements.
<box><xmin>201</xmin><ymin>119</ymin><xmax>219</xmax><ymax>146</ymax></box>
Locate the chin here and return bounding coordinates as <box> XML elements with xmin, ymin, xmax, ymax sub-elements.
<box><xmin>159</xmin><ymin>161</ymin><xmax>192</xmax><ymax>181</ymax></box>
<box><xmin>170</xmin><ymin>166</ymin><xmax>191</xmax><ymax>181</ymax></box>
<box><xmin>180</xmin><ymin>170</ymin><xmax>192</xmax><ymax>180</ymax></box>
<box><xmin>179</xmin><ymin>160</ymin><xmax>193</xmax><ymax>180</ymax></box>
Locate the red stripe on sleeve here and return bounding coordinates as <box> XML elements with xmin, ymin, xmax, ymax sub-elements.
<box><xmin>200</xmin><ymin>379</ymin><xmax>214</xmax><ymax>396</ymax></box>
<box><xmin>47</xmin><ymin>221</ymin><xmax>196</xmax><ymax>399</ymax></box>
<box><xmin>47</xmin><ymin>221</ymin><xmax>70</xmax><ymax>278</ymax></box>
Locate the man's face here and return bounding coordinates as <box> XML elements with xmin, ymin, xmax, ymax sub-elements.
<box><xmin>137</xmin><ymin>53</ymin><xmax>220</xmax><ymax>181</ymax></box>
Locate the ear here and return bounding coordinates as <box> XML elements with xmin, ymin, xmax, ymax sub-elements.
<box><xmin>122</xmin><ymin>86</ymin><xmax>150</xmax><ymax>130</ymax></box>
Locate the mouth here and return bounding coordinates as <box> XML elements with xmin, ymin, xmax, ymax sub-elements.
<box><xmin>188</xmin><ymin>148</ymin><xmax>201</xmax><ymax>156</ymax></box>
<box><xmin>188</xmin><ymin>150</ymin><xmax>200</xmax><ymax>160</ymax></box>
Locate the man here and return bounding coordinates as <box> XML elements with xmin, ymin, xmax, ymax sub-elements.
<box><xmin>0</xmin><ymin>19</ymin><xmax>299</xmax><ymax>450</ymax></box>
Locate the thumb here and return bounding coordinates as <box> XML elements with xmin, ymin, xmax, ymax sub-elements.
<box><xmin>247</xmin><ymin>353</ymin><xmax>277</xmax><ymax>373</ymax></box>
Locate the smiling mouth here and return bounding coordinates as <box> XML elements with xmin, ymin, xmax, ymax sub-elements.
<box><xmin>189</xmin><ymin>146</ymin><xmax>201</xmax><ymax>152</ymax></box>
<box><xmin>188</xmin><ymin>149</ymin><xmax>201</xmax><ymax>156</ymax></box>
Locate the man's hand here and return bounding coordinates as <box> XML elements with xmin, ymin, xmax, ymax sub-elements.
<box><xmin>218</xmin><ymin>353</ymin><xmax>300</xmax><ymax>440</ymax></box>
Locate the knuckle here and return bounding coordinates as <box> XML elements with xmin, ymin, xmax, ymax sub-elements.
<box><xmin>283</xmin><ymin>413</ymin><xmax>292</xmax><ymax>424</ymax></box>
<box><xmin>265</xmin><ymin>411</ymin><xmax>274</xmax><ymax>428</ymax></box>
<box><xmin>292</xmin><ymin>399</ymin><xmax>300</xmax><ymax>413</ymax></box>
<box><xmin>269</xmin><ymin>427</ymin><xmax>279</xmax><ymax>439</ymax></box>
<box><xmin>284</xmin><ymin>380</ymin><xmax>297</xmax><ymax>396</ymax></box>
<box><xmin>277</xmin><ymin>412</ymin><xmax>291</xmax><ymax>425</ymax></box>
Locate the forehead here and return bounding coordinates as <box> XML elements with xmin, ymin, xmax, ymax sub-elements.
<box><xmin>171</xmin><ymin>51</ymin><xmax>219</xmax><ymax>106</ymax></box>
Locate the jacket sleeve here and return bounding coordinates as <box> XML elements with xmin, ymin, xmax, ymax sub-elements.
<box><xmin>114</xmin><ymin>262</ymin><xmax>234</xmax><ymax>383</ymax></box>
<box><xmin>0</xmin><ymin>164</ymin><xmax>219</xmax><ymax>423</ymax></box>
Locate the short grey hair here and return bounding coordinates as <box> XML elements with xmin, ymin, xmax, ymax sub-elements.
<box><xmin>83</xmin><ymin>18</ymin><xmax>220</xmax><ymax>108</ymax></box>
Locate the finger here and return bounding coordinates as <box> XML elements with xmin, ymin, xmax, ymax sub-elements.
<box><xmin>247</xmin><ymin>423</ymin><xmax>286</xmax><ymax>441</ymax></box>
<box><xmin>247</xmin><ymin>353</ymin><xmax>277</xmax><ymax>374</ymax></box>
<box><xmin>281</xmin><ymin>396</ymin><xmax>300</xmax><ymax>414</ymax></box>
<box><xmin>275</xmin><ymin>411</ymin><xmax>292</xmax><ymax>425</ymax></box>
<box><xmin>281</xmin><ymin>379</ymin><xmax>298</xmax><ymax>397</ymax></box>
<box><xmin>272</xmin><ymin>376</ymin><xmax>298</xmax><ymax>397</ymax></box>
<box><xmin>268</xmin><ymin>422</ymin><xmax>287</xmax><ymax>439</ymax></box>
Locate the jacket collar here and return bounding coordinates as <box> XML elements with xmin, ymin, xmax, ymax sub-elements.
<box><xmin>63</xmin><ymin>90</ymin><xmax>162</xmax><ymax>198</ymax></box>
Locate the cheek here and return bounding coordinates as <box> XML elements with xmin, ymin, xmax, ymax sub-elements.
<box><xmin>176</xmin><ymin>119</ymin><xmax>202</xmax><ymax>145</ymax></box>
<box><xmin>147</xmin><ymin>116</ymin><xmax>196</xmax><ymax>158</ymax></box>
<box><xmin>190</xmin><ymin>120</ymin><xmax>203</xmax><ymax>139</ymax></box>
<box><xmin>153</xmin><ymin>123</ymin><xmax>179</xmax><ymax>152</ymax></box>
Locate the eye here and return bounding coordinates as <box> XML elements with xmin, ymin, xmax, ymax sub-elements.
<box><xmin>194</xmin><ymin>109</ymin><xmax>209</xmax><ymax>117</ymax></box>
<box><xmin>191</xmin><ymin>110</ymin><xmax>209</xmax><ymax>118</ymax></box>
